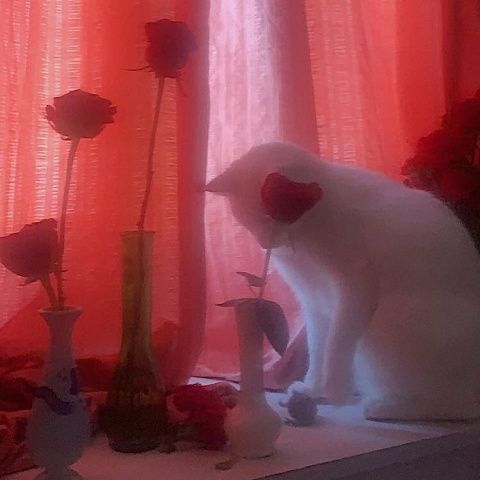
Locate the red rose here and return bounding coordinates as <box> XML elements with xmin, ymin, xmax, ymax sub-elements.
<box><xmin>402</xmin><ymin>129</ymin><xmax>475</xmax><ymax>175</ymax></box>
<box><xmin>261</xmin><ymin>172</ymin><xmax>323</xmax><ymax>224</ymax></box>
<box><xmin>466</xmin><ymin>188</ymin><xmax>480</xmax><ymax>211</ymax></box>
<box><xmin>145</xmin><ymin>19</ymin><xmax>197</xmax><ymax>78</ymax></box>
<box><xmin>448</xmin><ymin>97</ymin><xmax>480</xmax><ymax>135</ymax></box>
<box><xmin>403</xmin><ymin>171</ymin><xmax>437</xmax><ymax>192</ymax></box>
<box><xmin>437</xmin><ymin>167</ymin><xmax>480</xmax><ymax>202</ymax></box>
<box><xmin>46</xmin><ymin>89</ymin><xmax>116</xmax><ymax>140</ymax></box>
<box><xmin>196</xmin><ymin>416</ymin><xmax>228</xmax><ymax>451</ymax></box>
<box><xmin>0</xmin><ymin>219</ymin><xmax>58</xmax><ymax>281</ymax></box>
<box><xmin>168</xmin><ymin>384</ymin><xmax>227</xmax><ymax>450</ymax></box>
<box><xmin>172</xmin><ymin>384</ymin><xmax>226</xmax><ymax>421</ymax></box>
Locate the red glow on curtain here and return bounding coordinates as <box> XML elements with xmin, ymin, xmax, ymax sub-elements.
<box><xmin>1</xmin><ymin>0</ymin><xmax>479</xmax><ymax>390</ymax></box>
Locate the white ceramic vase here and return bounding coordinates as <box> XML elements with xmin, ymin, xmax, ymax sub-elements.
<box><xmin>224</xmin><ymin>300</ymin><xmax>282</xmax><ymax>458</ymax></box>
<box><xmin>26</xmin><ymin>307</ymin><xmax>90</xmax><ymax>480</ymax></box>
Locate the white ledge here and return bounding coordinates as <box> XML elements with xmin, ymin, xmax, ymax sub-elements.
<box><xmin>7</xmin><ymin>389</ymin><xmax>480</xmax><ymax>480</ymax></box>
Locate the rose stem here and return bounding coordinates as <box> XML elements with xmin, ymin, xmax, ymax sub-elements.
<box><xmin>258</xmin><ymin>248</ymin><xmax>272</xmax><ymax>299</ymax></box>
<box><xmin>258</xmin><ymin>225</ymin><xmax>278</xmax><ymax>299</ymax></box>
<box><xmin>56</xmin><ymin>137</ymin><xmax>80</xmax><ymax>309</ymax></box>
<box><xmin>129</xmin><ymin>77</ymin><xmax>164</xmax><ymax>368</ymax></box>
<box><xmin>40</xmin><ymin>275</ymin><xmax>58</xmax><ymax>309</ymax></box>
<box><xmin>137</xmin><ymin>76</ymin><xmax>165</xmax><ymax>231</ymax></box>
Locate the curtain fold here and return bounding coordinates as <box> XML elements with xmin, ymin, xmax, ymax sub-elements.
<box><xmin>174</xmin><ymin>0</ymin><xmax>210</xmax><ymax>385</ymax></box>
<box><xmin>198</xmin><ymin>0</ymin><xmax>309</xmax><ymax>380</ymax></box>
<box><xmin>0</xmin><ymin>0</ymin><xmax>209</xmax><ymax>386</ymax></box>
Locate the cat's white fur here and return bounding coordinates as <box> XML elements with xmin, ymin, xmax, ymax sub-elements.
<box><xmin>206</xmin><ymin>142</ymin><xmax>480</xmax><ymax>421</ymax></box>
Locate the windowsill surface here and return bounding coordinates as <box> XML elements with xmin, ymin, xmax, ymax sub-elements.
<box><xmin>6</xmin><ymin>384</ymin><xmax>480</xmax><ymax>480</ymax></box>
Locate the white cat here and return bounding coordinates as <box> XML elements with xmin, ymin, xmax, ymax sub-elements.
<box><xmin>206</xmin><ymin>142</ymin><xmax>480</xmax><ymax>421</ymax></box>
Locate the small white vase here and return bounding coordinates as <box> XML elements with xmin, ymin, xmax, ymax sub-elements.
<box><xmin>26</xmin><ymin>307</ymin><xmax>90</xmax><ymax>480</ymax></box>
<box><xmin>224</xmin><ymin>300</ymin><xmax>282</xmax><ymax>458</ymax></box>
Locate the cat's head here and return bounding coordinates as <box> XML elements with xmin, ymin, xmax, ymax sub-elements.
<box><xmin>206</xmin><ymin>142</ymin><xmax>321</xmax><ymax>248</ymax></box>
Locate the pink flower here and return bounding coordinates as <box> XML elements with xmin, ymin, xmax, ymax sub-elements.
<box><xmin>261</xmin><ymin>172</ymin><xmax>323</xmax><ymax>224</ymax></box>
<box><xmin>0</xmin><ymin>219</ymin><xmax>58</xmax><ymax>282</ymax></box>
<box><xmin>46</xmin><ymin>89</ymin><xmax>116</xmax><ymax>140</ymax></box>
<box><xmin>145</xmin><ymin>19</ymin><xmax>197</xmax><ymax>78</ymax></box>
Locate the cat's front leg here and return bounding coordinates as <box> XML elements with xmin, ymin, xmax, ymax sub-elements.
<box><xmin>288</xmin><ymin>293</ymin><xmax>331</xmax><ymax>400</ymax></box>
<box><xmin>321</xmin><ymin>265</ymin><xmax>376</xmax><ymax>405</ymax></box>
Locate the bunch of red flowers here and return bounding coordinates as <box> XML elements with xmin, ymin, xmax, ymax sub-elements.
<box><xmin>166</xmin><ymin>384</ymin><xmax>230</xmax><ymax>450</ymax></box>
<box><xmin>402</xmin><ymin>90</ymin><xmax>480</xmax><ymax>209</ymax></box>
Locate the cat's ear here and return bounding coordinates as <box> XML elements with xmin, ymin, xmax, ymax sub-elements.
<box><xmin>205</xmin><ymin>170</ymin><xmax>236</xmax><ymax>196</ymax></box>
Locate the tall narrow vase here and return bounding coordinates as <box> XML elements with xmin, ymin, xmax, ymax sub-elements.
<box><xmin>26</xmin><ymin>307</ymin><xmax>89</xmax><ymax>480</ymax></box>
<box><xmin>103</xmin><ymin>231</ymin><xmax>168</xmax><ymax>453</ymax></box>
<box><xmin>224</xmin><ymin>300</ymin><xmax>282</xmax><ymax>458</ymax></box>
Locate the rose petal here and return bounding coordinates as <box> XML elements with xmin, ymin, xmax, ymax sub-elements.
<box><xmin>261</xmin><ymin>172</ymin><xmax>323</xmax><ymax>224</ymax></box>
<box><xmin>144</xmin><ymin>19</ymin><xmax>197</xmax><ymax>78</ymax></box>
<box><xmin>46</xmin><ymin>90</ymin><xmax>116</xmax><ymax>140</ymax></box>
<box><xmin>0</xmin><ymin>219</ymin><xmax>58</xmax><ymax>278</ymax></box>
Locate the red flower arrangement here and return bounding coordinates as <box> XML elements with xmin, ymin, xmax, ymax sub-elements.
<box><xmin>402</xmin><ymin>89</ymin><xmax>480</xmax><ymax>251</ymax></box>
<box><xmin>166</xmin><ymin>383</ymin><xmax>236</xmax><ymax>450</ymax></box>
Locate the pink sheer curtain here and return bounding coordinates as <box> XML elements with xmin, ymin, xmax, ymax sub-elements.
<box><xmin>197</xmin><ymin>0</ymin><xmax>480</xmax><ymax>386</ymax></box>
<box><xmin>0</xmin><ymin>0</ymin><xmax>209</xmax><ymax>386</ymax></box>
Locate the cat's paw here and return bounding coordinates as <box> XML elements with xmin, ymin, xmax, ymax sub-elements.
<box><xmin>287</xmin><ymin>381</ymin><xmax>350</xmax><ymax>405</ymax></box>
<box><xmin>287</xmin><ymin>381</ymin><xmax>321</xmax><ymax>400</ymax></box>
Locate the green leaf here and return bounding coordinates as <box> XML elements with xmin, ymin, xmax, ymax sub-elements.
<box><xmin>216</xmin><ymin>298</ymin><xmax>251</xmax><ymax>307</ymax></box>
<box><xmin>236</xmin><ymin>271</ymin><xmax>265</xmax><ymax>288</ymax></box>
<box><xmin>254</xmin><ymin>299</ymin><xmax>289</xmax><ymax>356</ymax></box>
<box><xmin>217</xmin><ymin>298</ymin><xmax>290</xmax><ymax>356</ymax></box>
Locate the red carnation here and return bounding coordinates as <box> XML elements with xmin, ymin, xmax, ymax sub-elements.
<box><xmin>167</xmin><ymin>384</ymin><xmax>227</xmax><ymax>450</ymax></box>
<box><xmin>402</xmin><ymin>129</ymin><xmax>475</xmax><ymax>175</ymax></box>
<box><xmin>448</xmin><ymin>97</ymin><xmax>480</xmax><ymax>135</ymax></box>
<box><xmin>437</xmin><ymin>167</ymin><xmax>480</xmax><ymax>202</ymax></box>
<box><xmin>466</xmin><ymin>188</ymin><xmax>480</xmax><ymax>211</ymax></box>
<box><xmin>261</xmin><ymin>172</ymin><xmax>323</xmax><ymax>224</ymax></box>
<box><xmin>0</xmin><ymin>219</ymin><xmax>58</xmax><ymax>281</ymax></box>
<box><xmin>145</xmin><ymin>19</ymin><xmax>197</xmax><ymax>78</ymax></box>
<box><xmin>46</xmin><ymin>89</ymin><xmax>116</xmax><ymax>140</ymax></box>
<box><xmin>195</xmin><ymin>416</ymin><xmax>227</xmax><ymax>451</ymax></box>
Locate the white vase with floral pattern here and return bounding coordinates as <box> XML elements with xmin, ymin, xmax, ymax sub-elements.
<box><xmin>26</xmin><ymin>307</ymin><xmax>89</xmax><ymax>480</ymax></box>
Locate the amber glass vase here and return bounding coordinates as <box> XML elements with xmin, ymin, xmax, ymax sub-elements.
<box><xmin>103</xmin><ymin>231</ymin><xmax>168</xmax><ymax>453</ymax></box>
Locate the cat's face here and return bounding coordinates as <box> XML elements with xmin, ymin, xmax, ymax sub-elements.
<box><xmin>206</xmin><ymin>157</ymin><xmax>277</xmax><ymax>248</ymax></box>
<box><xmin>206</xmin><ymin>142</ymin><xmax>314</xmax><ymax>248</ymax></box>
